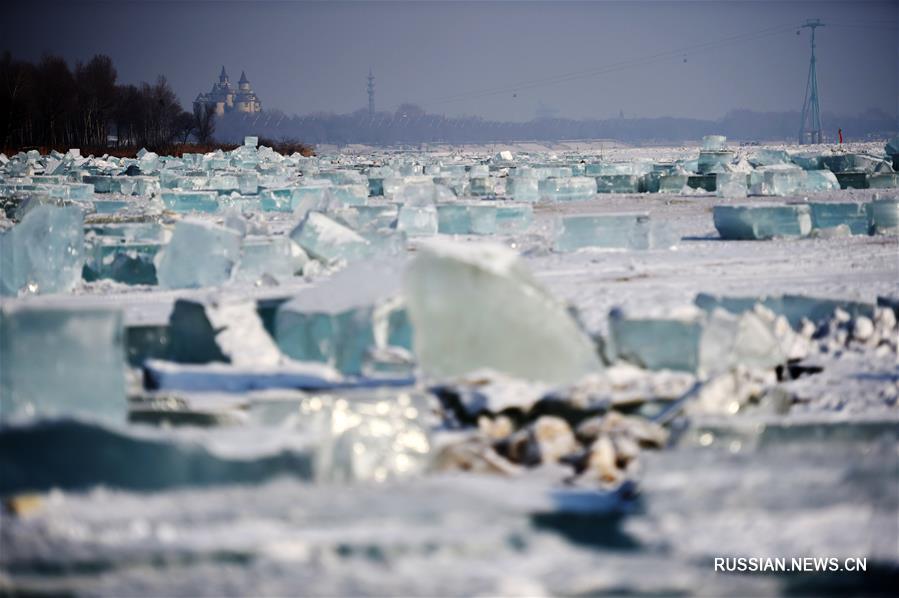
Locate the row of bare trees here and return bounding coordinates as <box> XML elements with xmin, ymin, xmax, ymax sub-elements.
<box><xmin>0</xmin><ymin>52</ymin><xmax>215</xmax><ymax>151</ymax></box>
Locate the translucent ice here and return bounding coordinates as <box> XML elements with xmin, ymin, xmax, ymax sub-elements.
<box><xmin>594</xmin><ymin>174</ymin><xmax>642</xmax><ymax>193</ymax></box>
<box><xmin>83</xmin><ymin>240</ymin><xmax>161</xmax><ymax>285</ymax></box>
<box><xmin>715</xmin><ymin>172</ymin><xmax>749</xmax><ymax>198</ymax></box>
<box><xmin>0</xmin><ymin>205</ymin><xmax>84</xmax><ymax>296</ymax></box>
<box><xmin>702</xmin><ymin>135</ymin><xmax>727</xmax><ymax>151</ymax></box>
<box><xmin>437</xmin><ymin>204</ymin><xmax>471</xmax><ymax>235</ymax></box>
<box><xmin>866</xmin><ymin>197</ymin><xmax>899</xmax><ymax>233</ymax></box>
<box><xmin>289</xmin><ymin>211</ymin><xmax>371</xmax><ymax>264</ymax></box>
<box><xmin>506</xmin><ymin>176</ymin><xmax>540</xmax><ymax>202</ymax></box>
<box><xmin>0</xmin><ymin>304</ymin><xmax>126</xmax><ymax>423</ymax></box>
<box><xmin>713</xmin><ymin>205</ymin><xmax>812</xmax><ymax>240</ymax></box>
<box><xmin>553</xmin><ymin>213</ymin><xmax>675</xmax><ymax>251</ymax></box>
<box><xmin>809</xmin><ymin>202</ymin><xmax>868</xmax><ymax>235</ymax></box>
<box><xmin>233</xmin><ymin>236</ymin><xmax>307</xmax><ymax>284</ymax></box>
<box><xmin>397</xmin><ymin>205</ymin><xmax>438</xmax><ymax>236</ymax></box>
<box><xmin>155</xmin><ymin>220</ymin><xmax>242</xmax><ymax>289</ymax></box>
<box><xmin>161</xmin><ymin>190</ymin><xmax>220</xmax><ymax>213</ymax></box>
<box><xmin>538</xmin><ymin>177</ymin><xmax>596</xmax><ymax>201</ymax></box>
<box><xmin>403</xmin><ymin>240</ymin><xmax>601</xmax><ymax>383</ymax></box>
<box><xmin>276</xmin><ymin>261</ymin><xmax>412</xmax><ymax>375</ymax></box>
<box><xmin>495</xmin><ymin>203</ymin><xmax>533</xmax><ymax>234</ymax></box>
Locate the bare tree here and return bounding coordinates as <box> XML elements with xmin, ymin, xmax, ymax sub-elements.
<box><xmin>193</xmin><ymin>103</ymin><xmax>216</xmax><ymax>144</ymax></box>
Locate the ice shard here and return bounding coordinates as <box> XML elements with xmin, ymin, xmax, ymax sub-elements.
<box><xmin>0</xmin><ymin>204</ymin><xmax>84</xmax><ymax>296</ymax></box>
<box><xmin>233</xmin><ymin>236</ymin><xmax>306</xmax><ymax>284</ymax></box>
<box><xmin>404</xmin><ymin>240</ymin><xmax>602</xmax><ymax>384</ymax></box>
<box><xmin>155</xmin><ymin>219</ymin><xmax>242</xmax><ymax>289</ymax></box>
<box><xmin>0</xmin><ymin>304</ymin><xmax>126</xmax><ymax>423</ymax></box>
<box><xmin>713</xmin><ymin>204</ymin><xmax>812</xmax><ymax>240</ymax></box>
<box><xmin>694</xmin><ymin>293</ymin><xmax>875</xmax><ymax>330</ymax></box>
<box><xmin>83</xmin><ymin>240</ymin><xmax>161</xmax><ymax>285</ymax></box>
<box><xmin>715</xmin><ymin>172</ymin><xmax>749</xmax><ymax>198</ymax></box>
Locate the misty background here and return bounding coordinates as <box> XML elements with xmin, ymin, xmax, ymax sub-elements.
<box><xmin>4</xmin><ymin>0</ymin><xmax>898</xmax><ymax>145</ymax></box>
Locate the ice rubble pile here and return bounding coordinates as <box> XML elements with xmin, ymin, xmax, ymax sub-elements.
<box><xmin>2</xmin><ymin>140</ymin><xmax>898</xmax><ymax>492</ymax></box>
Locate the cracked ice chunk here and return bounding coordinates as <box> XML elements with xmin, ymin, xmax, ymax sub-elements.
<box><xmin>404</xmin><ymin>240</ymin><xmax>601</xmax><ymax>383</ymax></box>
<box><xmin>866</xmin><ymin>197</ymin><xmax>899</xmax><ymax>233</ymax></box>
<box><xmin>538</xmin><ymin>177</ymin><xmax>596</xmax><ymax>201</ymax></box>
<box><xmin>0</xmin><ymin>205</ymin><xmax>84</xmax><ymax>296</ymax></box>
<box><xmin>594</xmin><ymin>174</ymin><xmax>642</xmax><ymax>193</ymax></box>
<box><xmin>749</xmin><ymin>149</ymin><xmax>791</xmax><ymax>167</ymax></box>
<box><xmin>155</xmin><ymin>220</ymin><xmax>242</xmax><ymax>289</ymax></box>
<box><xmin>289</xmin><ymin>211</ymin><xmax>371</xmax><ymax>264</ymax></box>
<box><xmin>713</xmin><ymin>204</ymin><xmax>811</xmax><ymax>240</ymax></box>
<box><xmin>0</xmin><ymin>304</ymin><xmax>125</xmax><ymax>423</ymax></box>
<box><xmin>437</xmin><ymin>204</ymin><xmax>471</xmax><ymax>235</ymax></box>
<box><xmin>697</xmin><ymin>150</ymin><xmax>734</xmax><ymax>174</ymax></box>
<box><xmin>809</xmin><ymin>202</ymin><xmax>868</xmax><ymax>235</ymax></box>
<box><xmin>168</xmin><ymin>297</ymin><xmax>283</xmax><ymax>367</ymax></box>
<box><xmin>694</xmin><ymin>293</ymin><xmax>875</xmax><ymax>330</ymax></box>
<box><xmin>275</xmin><ymin>260</ymin><xmax>411</xmax><ymax>375</ymax></box>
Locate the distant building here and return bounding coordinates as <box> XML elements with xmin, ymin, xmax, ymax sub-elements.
<box><xmin>194</xmin><ymin>66</ymin><xmax>261</xmax><ymax>116</ymax></box>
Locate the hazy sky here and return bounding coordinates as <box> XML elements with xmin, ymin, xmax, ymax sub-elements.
<box><xmin>6</xmin><ymin>0</ymin><xmax>898</xmax><ymax>121</ymax></box>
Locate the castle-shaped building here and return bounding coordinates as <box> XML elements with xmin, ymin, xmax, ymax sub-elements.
<box><xmin>194</xmin><ymin>66</ymin><xmax>261</xmax><ymax>116</ymax></box>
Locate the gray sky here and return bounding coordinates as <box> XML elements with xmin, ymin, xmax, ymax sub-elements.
<box><xmin>6</xmin><ymin>0</ymin><xmax>898</xmax><ymax>121</ymax></box>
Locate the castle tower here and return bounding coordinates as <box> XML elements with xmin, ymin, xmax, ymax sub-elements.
<box><xmin>219</xmin><ymin>66</ymin><xmax>230</xmax><ymax>85</ymax></box>
<box><xmin>239</xmin><ymin>71</ymin><xmax>251</xmax><ymax>91</ymax></box>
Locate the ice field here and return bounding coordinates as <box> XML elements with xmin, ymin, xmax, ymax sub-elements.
<box><xmin>1</xmin><ymin>136</ymin><xmax>898</xmax><ymax>595</ymax></box>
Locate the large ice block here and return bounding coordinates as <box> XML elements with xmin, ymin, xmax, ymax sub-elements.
<box><xmin>161</xmin><ymin>190</ymin><xmax>219</xmax><ymax>213</ymax></box>
<box><xmin>276</xmin><ymin>261</ymin><xmax>412</xmax><ymax>375</ymax></box>
<box><xmin>289</xmin><ymin>211</ymin><xmax>371</xmax><ymax>264</ymax></box>
<box><xmin>468</xmin><ymin>204</ymin><xmax>497</xmax><ymax>235</ymax></box>
<box><xmin>594</xmin><ymin>174</ymin><xmax>642</xmax><ymax>193</ymax></box>
<box><xmin>0</xmin><ymin>205</ymin><xmax>84</xmax><ymax>296</ymax></box>
<box><xmin>538</xmin><ymin>177</ymin><xmax>596</xmax><ymax>201</ymax></box>
<box><xmin>403</xmin><ymin>240</ymin><xmax>602</xmax><ymax>383</ymax></box>
<box><xmin>0</xmin><ymin>304</ymin><xmax>126</xmax><ymax>422</ymax></box>
<box><xmin>495</xmin><ymin>203</ymin><xmax>533</xmax><ymax>234</ymax></box>
<box><xmin>397</xmin><ymin>205</ymin><xmax>438</xmax><ymax>236</ymax></box>
<box><xmin>155</xmin><ymin>220</ymin><xmax>242</xmax><ymax>289</ymax></box>
<box><xmin>749</xmin><ymin>149</ymin><xmax>791</xmax><ymax>166</ymax></box>
<box><xmin>713</xmin><ymin>205</ymin><xmax>812</xmax><ymax>240</ymax></box>
<box><xmin>702</xmin><ymin>135</ymin><xmax>727</xmax><ymax>151</ymax></box>
<box><xmin>866</xmin><ymin>197</ymin><xmax>899</xmax><ymax>233</ymax></box>
<box><xmin>553</xmin><ymin>213</ymin><xmax>674</xmax><ymax>251</ymax></box>
<box><xmin>233</xmin><ymin>236</ymin><xmax>306</xmax><ymax>284</ymax></box>
<box><xmin>809</xmin><ymin>202</ymin><xmax>868</xmax><ymax>235</ymax></box>
<box><xmin>505</xmin><ymin>176</ymin><xmax>539</xmax><ymax>202</ymax></box>
<box><xmin>697</xmin><ymin>151</ymin><xmax>734</xmax><ymax>174</ymax></box>
<box><xmin>715</xmin><ymin>172</ymin><xmax>749</xmax><ymax>198</ymax></box>
<box><xmin>607</xmin><ymin>306</ymin><xmax>786</xmax><ymax>377</ymax></box>
<box><xmin>436</xmin><ymin>204</ymin><xmax>471</xmax><ymax>235</ymax></box>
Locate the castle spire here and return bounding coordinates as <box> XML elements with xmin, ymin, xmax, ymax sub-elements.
<box><xmin>219</xmin><ymin>66</ymin><xmax>229</xmax><ymax>82</ymax></box>
<box><xmin>239</xmin><ymin>70</ymin><xmax>249</xmax><ymax>85</ymax></box>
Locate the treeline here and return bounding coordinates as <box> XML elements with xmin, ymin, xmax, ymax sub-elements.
<box><xmin>214</xmin><ymin>104</ymin><xmax>897</xmax><ymax>146</ymax></box>
<box><xmin>0</xmin><ymin>52</ymin><xmax>211</xmax><ymax>152</ymax></box>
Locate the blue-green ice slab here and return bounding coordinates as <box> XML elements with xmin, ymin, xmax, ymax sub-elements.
<box><xmin>554</xmin><ymin>213</ymin><xmax>652</xmax><ymax>252</ymax></box>
<box><xmin>538</xmin><ymin>177</ymin><xmax>596</xmax><ymax>201</ymax></box>
<box><xmin>156</xmin><ymin>220</ymin><xmax>242</xmax><ymax>289</ymax></box>
<box><xmin>866</xmin><ymin>197</ymin><xmax>899</xmax><ymax>233</ymax></box>
<box><xmin>0</xmin><ymin>304</ymin><xmax>126</xmax><ymax>423</ymax></box>
<box><xmin>161</xmin><ymin>190</ymin><xmax>219</xmax><ymax>213</ymax></box>
<box><xmin>0</xmin><ymin>205</ymin><xmax>84</xmax><ymax>296</ymax></box>
<box><xmin>808</xmin><ymin>202</ymin><xmax>868</xmax><ymax>235</ymax></box>
<box><xmin>713</xmin><ymin>205</ymin><xmax>812</xmax><ymax>240</ymax></box>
